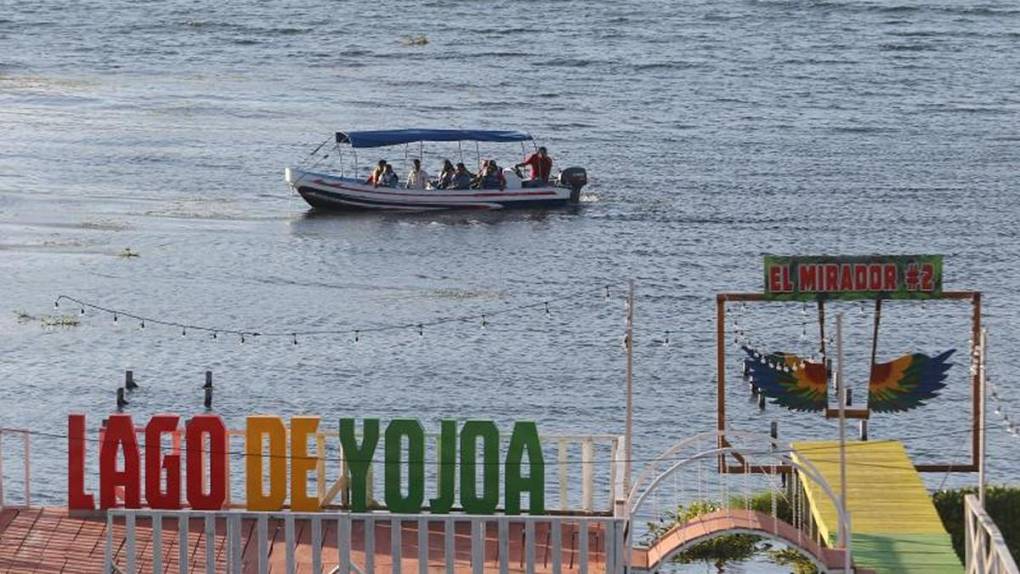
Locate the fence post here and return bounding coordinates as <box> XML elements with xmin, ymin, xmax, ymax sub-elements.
<box><xmin>125</xmin><ymin>513</ymin><xmax>136</xmax><ymax>574</ymax></box>
<box><xmin>581</xmin><ymin>439</ymin><xmax>594</xmax><ymax>512</ymax></box>
<box><xmin>471</xmin><ymin>519</ymin><xmax>484</xmax><ymax>574</ymax></box>
<box><xmin>391</xmin><ymin>518</ymin><xmax>401</xmax><ymax>574</ymax></box>
<box><xmin>104</xmin><ymin>512</ymin><xmax>113</xmax><ymax>574</ymax></box>
<box><xmin>0</xmin><ymin>431</ymin><xmax>4</xmax><ymax>507</ymax></box>
<box><xmin>312</xmin><ymin>516</ymin><xmax>323</xmax><ymax>574</ymax></box>
<box><xmin>551</xmin><ymin>519</ymin><xmax>562</xmax><ymax>574</ymax></box>
<box><xmin>417</xmin><ymin>517</ymin><xmax>429</xmax><ymax>574</ymax></box>
<box><xmin>285</xmin><ymin>514</ymin><xmax>296</xmax><ymax>574</ymax></box>
<box><xmin>204</xmin><ymin>515</ymin><xmax>215</xmax><ymax>574</ymax></box>
<box><xmin>179</xmin><ymin>515</ymin><xmax>189</xmax><ymax>574</ymax></box>
<box><xmin>558</xmin><ymin>440</ymin><xmax>568</xmax><ymax>511</ymax></box>
<box><xmin>152</xmin><ymin>513</ymin><xmax>163</xmax><ymax>574</ymax></box>
<box><xmin>23</xmin><ymin>432</ymin><xmax>29</xmax><ymax>507</ymax></box>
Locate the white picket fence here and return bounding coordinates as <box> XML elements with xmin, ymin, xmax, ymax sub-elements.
<box><xmin>104</xmin><ymin>509</ymin><xmax>628</xmax><ymax>574</ymax></box>
<box><xmin>965</xmin><ymin>494</ymin><xmax>1019</xmax><ymax>574</ymax></box>
<box><xmin>0</xmin><ymin>428</ymin><xmax>31</xmax><ymax>508</ymax></box>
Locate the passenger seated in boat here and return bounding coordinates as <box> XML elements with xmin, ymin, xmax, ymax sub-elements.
<box><xmin>503</xmin><ymin>166</ymin><xmax>522</xmax><ymax>190</ymax></box>
<box><xmin>367</xmin><ymin>159</ymin><xmax>387</xmax><ymax>186</ymax></box>
<box><xmin>405</xmin><ymin>158</ymin><xmax>429</xmax><ymax>190</ymax></box>
<box><xmin>516</xmin><ymin>146</ymin><xmax>552</xmax><ymax>186</ymax></box>
<box><xmin>472</xmin><ymin>159</ymin><xmax>491</xmax><ymax>188</ymax></box>
<box><xmin>477</xmin><ymin>162</ymin><xmax>505</xmax><ymax>190</ymax></box>
<box><xmin>380</xmin><ymin>163</ymin><xmax>399</xmax><ymax>187</ymax></box>
<box><xmin>437</xmin><ymin>159</ymin><xmax>455</xmax><ymax>189</ymax></box>
<box><xmin>450</xmin><ymin>163</ymin><xmax>472</xmax><ymax>189</ymax></box>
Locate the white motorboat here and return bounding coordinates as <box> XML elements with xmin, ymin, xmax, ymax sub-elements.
<box><xmin>284</xmin><ymin>129</ymin><xmax>588</xmax><ymax>211</ymax></box>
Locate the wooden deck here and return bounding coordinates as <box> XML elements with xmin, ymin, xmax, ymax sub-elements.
<box><xmin>0</xmin><ymin>508</ymin><xmax>613</xmax><ymax>573</ymax></box>
<box><xmin>791</xmin><ymin>440</ymin><xmax>963</xmax><ymax>574</ymax></box>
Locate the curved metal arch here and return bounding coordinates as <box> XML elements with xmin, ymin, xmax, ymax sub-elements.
<box><xmin>625</xmin><ymin>434</ymin><xmax>851</xmax><ymax>562</ymax></box>
<box><xmin>626</xmin><ymin>430</ymin><xmax>778</xmax><ymax>508</ymax></box>
<box><xmin>626</xmin><ymin>430</ymin><xmax>779</xmax><ymax>510</ymax></box>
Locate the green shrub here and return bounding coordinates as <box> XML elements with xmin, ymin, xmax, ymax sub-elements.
<box><xmin>932</xmin><ymin>486</ymin><xmax>1020</xmax><ymax>563</ymax></box>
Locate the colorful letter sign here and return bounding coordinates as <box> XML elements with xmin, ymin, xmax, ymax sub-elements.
<box><xmin>763</xmin><ymin>255</ymin><xmax>943</xmax><ymax>300</ymax></box>
<box><xmin>68</xmin><ymin>414</ymin><xmax>546</xmax><ymax>515</ymax></box>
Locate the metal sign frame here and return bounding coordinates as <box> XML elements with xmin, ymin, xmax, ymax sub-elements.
<box><xmin>715</xmin><ymin>290</ymin><xmax>981</xmax><ymax>474</ymax></box>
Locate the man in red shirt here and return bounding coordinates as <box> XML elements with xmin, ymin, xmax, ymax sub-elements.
<box><xmin>516</xmin><ymin>146</ymin><xmax>552</xmax><ymax>184</ymax></box>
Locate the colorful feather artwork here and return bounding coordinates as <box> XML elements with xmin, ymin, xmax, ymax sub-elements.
<box><xmin>868</xmin><ymin>349</ymin><xmax>955</xmax><ymax>413</ymax></box>
<box><xmin>741</xmin><ymin>346</ymin><xmax>828</xmax><ymax>412</ymax></box>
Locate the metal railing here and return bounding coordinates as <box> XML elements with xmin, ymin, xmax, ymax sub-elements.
<box><xmin>105</xmin><ymin>509</ymin><xmax>628</xmax><ymax>574</ymax></box>
<box><xmin>965</xmin><ymin>494</ymin><xmax>1019</xmax><ymax>574</ymax></box>
<box><xmin>0</xmin><ymin>428</ymin><xmax>30</xmax><ymax>508</ymax></box>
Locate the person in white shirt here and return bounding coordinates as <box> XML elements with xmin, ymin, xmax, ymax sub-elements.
<box><xmin>405</xmin><ymin>159</ymin><xmax>429</xmax><ymax>190</ymax></box>
<box><xmin>502</xmin><ymin>166</ymin><xmax>522</xmax><ymax>190</ymax></box>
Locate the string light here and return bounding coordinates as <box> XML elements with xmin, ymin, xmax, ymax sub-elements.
<box><xmin>987</xmin><ymin>378</ymin><xmax>1020</xmax><ymax>439</ymax></box>
<box><xmin>113</xmin><ymin>313</ymin><xmax>118</xmax><ymax>323</ymax></box>
<box><xmin>181</xmin><ymin>327</ymin><xmax>186</xmax><ymax>336</ymax></box>
<box><xmin>52</xmin><ymin>289</ymin><xmax>601</xmax><ymax>345</ymax></box>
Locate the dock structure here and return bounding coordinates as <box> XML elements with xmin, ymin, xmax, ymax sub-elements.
<box><xmin>791</xmin><ymin>440</ymin><xmax>963</xmax><ymax>574</ymax></box>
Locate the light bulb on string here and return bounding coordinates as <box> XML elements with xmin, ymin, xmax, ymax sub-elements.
<box><xmin>181</xmin><ymin>327</ymin><xmax>186</xmax><ymax>336</ymax></box>
<box><xmin>140</xmin><ymin>320</ymin><xmax>145</xmax><ymax>329</ymax></box>
<box><xmin>240</xmin><ymin>333</ymin><xmax>246</xmax><ymax>344</ymax></box>
<box><xmin>354</xmin><ymin>330</ymin><xmax>360</xmax><ymax>343</ymax></box>
<box><xmin>481</xmin><ymin>315</ymin><xmax>488</xmax><ymax>329</ymax></box>
<box><xmin>417</xmin><ymin>324</ymin><xmax>424</xmax><ymax>336</ymax></box>
<box><xmin>663</xmin><ymin>330</ymin><xmax>670</xmax><ymax>347</ymax></box>
<box><xmin>544</xmin><ymin>301</ymin><xmax>550</xmax><ymax>315</ymax></box>
<box><xmin>54</xmin><ymin>299</ymin><xmax>60</xmax><ymax>309</ymax></box>
<box><xmin>211</xmin><ymin>332</ymin><xmax>217</xmax><ymax>340</ymax></box>
<box><xmin>113</xmin><ymin>313</ymin><xmax>118</xmax><ymax>323</ymax></box>
<box><xmin>80</xmin><ymin>307</ymin><xmax>86</xmax><ymax>315</ymax></box>
<box><xmin>604</xmin><ymin>285</ymin><xmax>610</xmax><ymax>300</ymax></box>
<box><xmin>292</xmin><ymin>333</ymin><xmax>298</xmax><ymax>345</ymax></box>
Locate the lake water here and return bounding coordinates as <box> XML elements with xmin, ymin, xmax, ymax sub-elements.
<box><xmin>1</xmin><ymin>0</ymin><xmax>1018</xmax><ymax>548</ymax></box>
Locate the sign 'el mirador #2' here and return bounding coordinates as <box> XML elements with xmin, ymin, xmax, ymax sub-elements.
<box><xmin>67</xmin><ymin>415</ymin><xmax>546</xmax><ymax>515</ymax></box>
<box><xmin>763</xmin><ymin>255</ymin><xmax>943</xmax><ymax>300</ymax></box>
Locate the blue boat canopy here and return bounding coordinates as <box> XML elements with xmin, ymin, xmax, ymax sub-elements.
<box><xmin>336</xmin><ymin>129</ymin><xmax>533</xmax><ymax>148</ymax></box>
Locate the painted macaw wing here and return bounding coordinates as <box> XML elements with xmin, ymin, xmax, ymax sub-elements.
<box><xmin>868</xmin><ymin>349</ymin><xmax>955</xmax><ymax>413</ymax></box>
<box><xmin>742</xmin><ymin>346</ymin><xmax>828</xmax><ymax>412</ymax></box>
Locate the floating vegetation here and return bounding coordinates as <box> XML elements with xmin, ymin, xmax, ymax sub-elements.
<box><xmin>42</xmin><ymin>314</ymin><xmax>80</xmax><ymax>327</ymax></box>
<box><xmin>402</xmin><ymin>34</ymin><xmax>429</xmax><ymax>46</ymax></box>
<box><xmin>12</xmin><ymin>310</ymin><xmax>80</xmax><ymax>327</ymax></box>
<box><xmin>119</xmin><ymin>247</ymin><xmax>140</xmax><ymax>258</ymax></box>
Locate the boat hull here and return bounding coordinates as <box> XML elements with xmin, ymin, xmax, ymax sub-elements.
<box><xmin>286</xmin><ymin>168</ymin><xmax>573</xmax><ymax>212</ymax></box>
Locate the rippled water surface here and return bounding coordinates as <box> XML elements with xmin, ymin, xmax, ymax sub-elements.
<box><xmin>1</xmin><ymin>0</ymin><xmax>1019</xmax><ymax>522</ymax></box>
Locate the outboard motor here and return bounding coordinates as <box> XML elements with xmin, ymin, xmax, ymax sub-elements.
<box><xmin>558</xmin><ymin>167</ymin><xmax>588</xmax><ymax>202</ymax></box>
